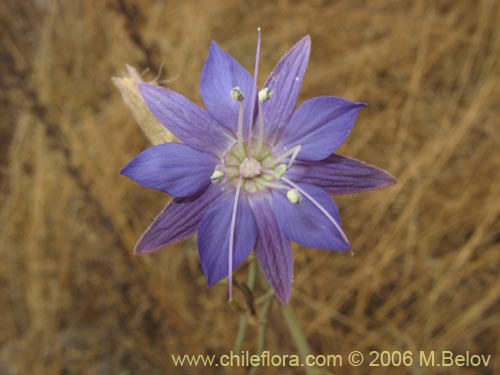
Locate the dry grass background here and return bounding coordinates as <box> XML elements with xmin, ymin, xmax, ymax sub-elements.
<box><xmin>1</xmin><ymin>0</ymin><xmax>500</xmax><ymax>374</ymax></box>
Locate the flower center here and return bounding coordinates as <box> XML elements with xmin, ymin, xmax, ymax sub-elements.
<box><xmin>212</xmin><ymin>69</ymin><xmax>302</xmax><ymax>194</ymax></box>
<box><xmin>224</xmin><ymin>143</ymin><xmax>275</xmax><ymax>193</ymax></box>
<box><xmin>239</xmin><ymin>157</ymin><xmax>261</xmax><ymax>178</ymax></box>
<box><xmin>211</xmin><ymin>83</ymin><xmax>305</xmax><ymax>194</ymax></box>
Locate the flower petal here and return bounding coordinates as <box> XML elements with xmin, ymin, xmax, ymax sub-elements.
<box><xmin>287</xmin><ymin>154</ymin><xmax>396</xmax><ymax>195</ymax></box>
<box><xmin>249</xmin><ymin>193</ymin><xmax>293</xmax><ymax>304</ymax></box>
<box><xmin>134</xmin><ymin>184</ymin><xmax>224</xmax><ymax>254</ymax></box>
<box><xmin>201</xmin><ymin>41</ymin><xmax>255</xmax><ymax>136</ymax></box>
<box><xmin>198</xmin><ymin>194</ymin><xmax>257</xmax><ymax>286</ymax></box>
<box><xmin>276</xmin><ymin>96</ymin><xmax>366</xmax><ymax>161</ymax></box>
<box><xmin>121</xmin><ymin>142</ymin><xmax>217</xmax><ymax>198</ymax></box>
<box><xmin>139</xmin><ymin>83</ymin><xmax>234</xmax><ymax>156</ymax></box>
<box><xmin>273</xmin><ymin>183</ymin><xmax>350</xmax><ymax>251</ymax></box>
<box><xmin>263</xmin><ymin>35</ymin><xmax>311</xmax><ymax>142</ymax></box>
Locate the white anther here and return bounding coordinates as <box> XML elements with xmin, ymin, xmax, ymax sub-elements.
<box><xmin>287</xmin><ymin>188</ymin><xmax>302</xmax><ymax>204</ymax></box>
<box><xmin>273</xmin><ymin>164</ymin><xmax>287</xmax><ymax>180</ymax></box>
<box><xmin>230</xmin><ymin>87</ymin><xmax>244</xmax><ymax>102</ymax></box>
<box><xmin>210</xmin><ymin>170</ymin><xmax>225</xmax><ymax>184</ymax></box>
<box><xmin>258</xmin><ymin>87</ymin><xmax>273</xmax><ymax>103</ymax></box>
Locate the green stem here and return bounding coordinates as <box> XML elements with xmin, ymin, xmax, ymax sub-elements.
<box><xmin>234</xmin><ymin>313</ymin><xmax>248</xmax><ymax>354</ymax></box>
<box><xmin>234</xmin><ymin>260</ymin><xmax>258</xmax><ymax>353</ymax></box>
<box><xmin>249</xmin><ymin>294</ymin><xmax>273</xmax><ymax>375</ymax></box>
<box><xmin>247</xmin><ymin>258</ymin><xmax>258</xmax><ymax>290</ymax></box>
<box><xmin>282</xmin><ymin>305</ymin><xmax>322</xmax><ymax>375</ymax></box>
<box><xmin>255</xmin><ymin>288</ymin><xmax>274</xmax><ymax>305</ymax></box>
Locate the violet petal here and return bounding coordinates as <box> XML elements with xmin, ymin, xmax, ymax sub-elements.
<box><xmin>287</xmin><ymin>154</ymin><xmax>396</xmax><ymax>195</ymax></box>
<box><xmin>201</xmin><ymin>41</ymin><xmax>255</xmax><ymax>137</ymax></box>
<box><xmin>198</xmin><ymin>194</ymin><xmax>257</xmax><ymax>286</ymax></box>
<box><xmin>134</xmin><ymin>184</ymin><xmax>224</xmax><ymax>254</ymax></box>
<box><xmin>121</xmin><ymin>142</ymin><xmax>217</xmax><ymax>198</ymax></box>
<box><xmin>140</xmin><ymin>83</ymin><xmax>234</xmax><ymax>157</ymax></box>
<box><xmin>273</xmin><ymin>183</ymin><xmax>350</xmax><ymax>251</ymax></box>
<box><xmin>249</xmin><ymin>193</ymin><xmax>293</xmax><ymax>304</ymax></box>
<box><xmin>276</xmin><ymin>96</ymin><xmax>366</xmax><ymax>161</ymax></box>
<box><xmin>263</xmin><ymin>35</ymin><xmax>311</xmax><ymax>142</ymax></box>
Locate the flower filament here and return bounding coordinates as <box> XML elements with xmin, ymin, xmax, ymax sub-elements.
<box><xmin>232</xmin><ymin>87</ymin><xmax>245</xmax><ymax>150</ymax></box>
<box><xmin>228</xmin><ymin>177</ymin><xmax>243</xmax><ymax>300</ymax></box>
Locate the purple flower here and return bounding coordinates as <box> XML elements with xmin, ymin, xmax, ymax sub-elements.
<box><xmin>121</xmin><ymin>31</ymin><xmax>395</xmax><ymax>304</ymax></box>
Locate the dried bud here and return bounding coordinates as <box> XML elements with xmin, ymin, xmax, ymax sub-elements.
<box><xmin>112</xmin><ymin>65</ymin><xmax>173</xmax><ymax>145</ymax></box>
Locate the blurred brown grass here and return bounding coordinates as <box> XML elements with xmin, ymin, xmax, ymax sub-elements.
<box><xmin>1</xmin><ymin>0</ymin><xmax>499</xmax><ymax>374</ymax></box>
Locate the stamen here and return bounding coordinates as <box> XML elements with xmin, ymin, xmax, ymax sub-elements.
<box><xmin>287</xmin><ymin>188</ymin><xmax>302</xmax><ymax>204</ymax></box>
<box><xmin>272</xmin><ymin>164</ymin><xmax>287</xmax><ymax>180</ymax></box>
<box><xmin>255</xmin><ymin>87</ymin><xmax>273</xmax><ymax>156</ymax></box>
<box><xmin>210</xmin><ymin>170</ymin><xmax>224</xmax><ymax>184</ymax></box>
<box><xmin>255</xmin><ymin>100</ymin><xmax>265</xmax><ymax>155</ymax></box>
<box><xmin>247</xmin><ymin>27</ymin><xmax>262</xmax><ymax>156</ymax></box>
<box><xmin>258</xmin><ymin>87</ymin><xmax>273</xmax><ymax>103</ymax></box>
<box><xmin>272</xmin><ymin>145</ymin><xmax>302</xmax><ymax>166</ymax></box>
<box><xmin>281</xmin><ymin>176</ymin><xmax>350</xmax><ymax>244</ymax></box>
<box><xmin>230</xmin><ymin>87</ymin><xmax>246</xmax><ymax>149</ymax></box>
<box><xmin>237</xmin><ymin>100</ymin><xmax>245</xmax><ymax>149</ymax></box>
<box><xmin>228</xmin><ymin>177</ymin><xmax>243</xmax><ymax>301</ymax></box>
<box><xmin>230</xmin><ymin>87</ymin><xmax>244</xmax><ymax>102</ymax></box>
<box><xmin>243</xmin><ymin>179</ymin><xmax>258</xmax><ymax>193</ymax></box>
<box><xmin>287</xmin><ymin>145</ymin><xmax>301</xmax><ymax>168</ymax></box>
<box><xmin>253</xmin><ymin>176</ymin><xmax>288</xmax><ymax>190</ymax></box>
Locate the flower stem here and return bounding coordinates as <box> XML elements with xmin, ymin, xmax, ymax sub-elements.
<box><xmin>234</xmin><ymin>311</ymin><xmax>248</xmax><ymax>354</ymax></box>
<box><xmin>282</xmin><ymin>305</ymin><xmax>323</xmax><ymax>375</ymax></box>
<box><xmin>249</xmin><ymin>290</ymin><xmax>274</xmax><ymax>375</ymax></box>
<box><xmin>234</xmin><ymin>259</ymin><xmax>258</xmax><ymax>353</ymax></box>
<box><xmin>247</xmin><ymin>257</ymin><xmax>258</xmax><ymax>291</ymax></box>
<box><xmin>255</xmin><ymin>288</ymin><xmax>274</xmax><ymax>305</ymax></box>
